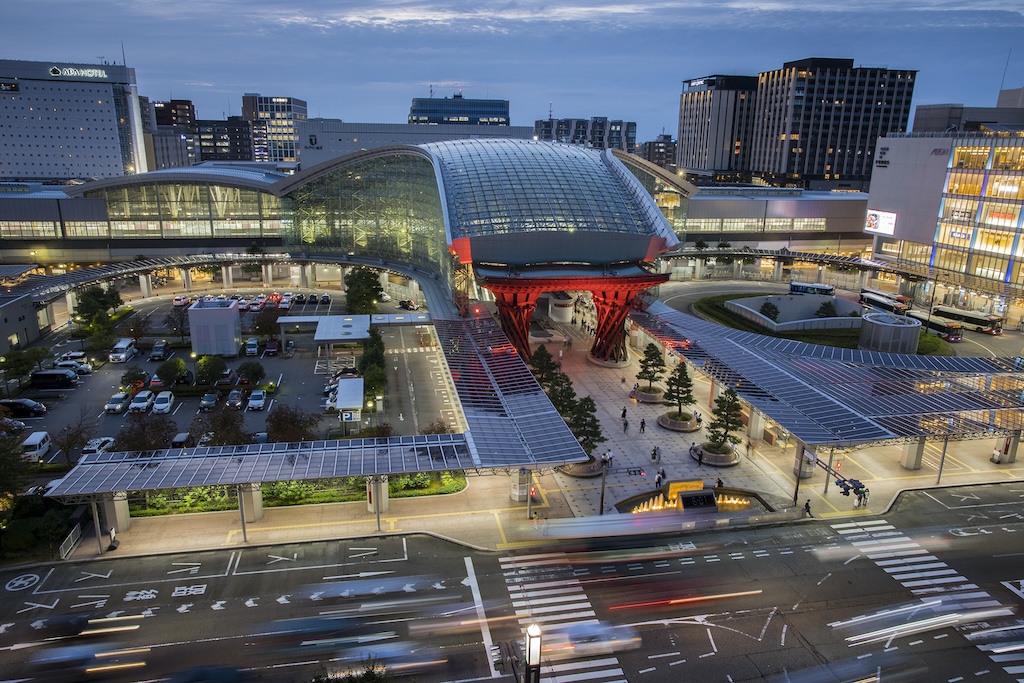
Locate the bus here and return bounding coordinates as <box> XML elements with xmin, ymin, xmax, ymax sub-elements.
<box><xmin>859</xmin><ymin>290</ymin><xmax>910</xmax><ymax>314</ymax></box>
<box><xmin>790</xmin><ymin>282</ymin><xmax>835</xmax><ymax>296</ymax></box>
<box><xmin>906</xmin><ymin>309</ymin><xmax>964</xmax><ymax>342</ymax></box>
<box><xmin>860</xmin><ymin>287</ymin><xmax>913</xmax><ymax>310</ymax></box>
<box><xmin>931</xmin><ymin>305</ymin><xmax>1003</xmax><ymax>335</ymax></box>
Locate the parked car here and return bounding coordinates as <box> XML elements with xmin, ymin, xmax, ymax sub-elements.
<box><xmin>237</xmin><ymin>299</ymin><xmax>250</xmax><ymax>311</ymax></box>
<box><xmin>199</xmin><ymin>392</ymin><xmax>220</xmax><ymax>412</ymax></box>
<box><xmin>149</xmin><ymin>375</ymin><xmax>168</xmax><ymax>389</ymax></box>
<box><xmin>0</xmin><ymin>417</ymin><xmax>27</xmax><ymax>434</ymax></box>
<box><xmin>379</xmin><ymin>292</ymin><xmax>392</xmax><ymax>302</ymax></box>
<box><xmin>225</xmin><ymin>389</ymin><xmax>245</xmax><ymax>410</ymax></box>
<box><xmin>81</xmin><ymin>436</ymin><xmax>116</xmax><ymax>456</ymax></box>
<box><xmin>0</xmin><ymin>398</ymin><xmax>47</xmax><ymax>417</ymax></box>
<box><xmin>320</xmin><ymin>294</ymin><xmax>332</xmax><ymax>305</ymax></box>
<box><xmin>59</xmin><ymin>351</ymin><xmax>88</xmax><ymax>363</ymax></box>
<box><xmin>265</xmin><ymin>339</ymin><xmax>280</xmax><ymax>356</ymax></box>
<box><xmin>294</xmin><ymin>293</ymin><xmax>306</xmax><ymax>305</ymax></box>
<box><xmin>399</xmin><ymin>300</ymin><xmax>419</xmax><ymax>311</ymax></box>
<box><xmin>150</xmin><ymin>340</ymin><xmax>170</xmax><ymax>361</ymax></box>
<box><xmin>246</xmin><ymin>390</ymin><xmax>266</xmax><ymax>411</ymax></box>
<box><xmin>55</xmin><ymin>360</ymin><xmax>92</xmax><ymax>375</ymax></box>
<box><xmin>104</xmin><ymin>392</ymin><xmax>132</xmax><ymax>414</ymax></box>
<box><xmin>216</xmin><ymin>369</ymin><xmax>238</xmax><ymax>386</ymax></box>
<box><xmin>173</xmin><ymin>296</ymin><xmax>188</xmax><ymax>306</ymax></box>
<box><xmin>129</xmin><ymin>390</ymin><xmax>155</xmax><ymax>413</ymax></box>
<box><xmin>279</xmin><ymin>297</ymin><xmax>292</xmax><ymax>310</ymax></box>
<box><xmin>152</xmin><ymin>391</ymin><xmax>176</xmax><ymax>414</ymax></box>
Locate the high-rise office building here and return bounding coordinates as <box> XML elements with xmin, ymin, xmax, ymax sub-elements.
<box><xmin>534</xmin><ymin>117</ymin><xmax>637</xmax><ymax>153</ymax></box>
<box><xmin>409</xmin><ymin>92</ymin><xmax>509</xmax><ymax>125</ymax></box>
<box><xmin>678</xmin><ymin>58</ymin><xmax>916</xmax><ymax>190</ymax></box>
<box><xmin>153</xmin><ymin>99</ymin><xmax>197</xmax><ymax>130</ymax></box>
<box><xmin>676</xmin><ymin>75</ymin><xmax>758</xmax><ymax>182</ymax></box>
<box><xmin>0</xmin><ymin>59</ymin><xmax>147</xmax><ymax>180</ymax></box>
<box><xmin>197</xmin><ymin>117</ymin><xmax>254</xmax><ymax>162</ymax></box>
<box><xmin>242</xmin><ymin>93</ymin><xmax>307</xmax><ymax>163</ymax></box>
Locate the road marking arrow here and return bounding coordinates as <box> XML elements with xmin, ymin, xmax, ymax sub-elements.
<box><xmin>177</xmin><ymin>604</ymin><xmax>192</xmax><ymax>613</ymax></box>
<box><xmin>322</xmin><ymin>571</ymin><xmax>394</xmax><ymax>580</ymax></box>
<box><xmin>267</xmin><ymin>553</ymin><xmax>297</xmax><ymax>564</ymax></box>
<box><xmin>211</xmin><ymin>601</ymin><xmax>226</xmax><ymax>610</ymax></box>
<box><xmin>18</xmin><ymin>600</ymin><xmax>59</xmax><ymax>614</ymax></box>
<box><xmin>141</xmin><ymin>608</ymin><xmax>159</xmax><ymax>617</ymax></box>
<box><xmin>105</xmin><ymin>611</ymin><xmax>126</xmax><ymax>618</ymax></box>
<box><xmin>168</xmin><ymin>563</ymin><xmax>202</xmax><ymax>575</ymax></box>
<box><xmin>245</xmin><ymin>598</ymin><xmax>259</xmax><ymax>608</ymax></box>
<box><xmin>277</xmin><ymin>595</ymin><xmax>290</xmax><ymax>605</ymax></box>
<box><xmin>349</xmin><ymin>547</ymin><xmax>378</xmax><ymax>558</ymax></box>
<box><xmin>0</xmin><ymin>623</ymin><xmax>12</xmax><ymax>634</ymax></box>
<box><xmin>31</xmin><ymin>619</ymin><xmax>47</xmax><ymax>629</ymax></box>
<box><xmin>75</xmin><ymin>570</ymin><xmax>112</xmax><ymax>582</ymax></box>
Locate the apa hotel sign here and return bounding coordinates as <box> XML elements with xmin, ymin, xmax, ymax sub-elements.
<box><xmin>49</xmin><ymin>66</ymin><xmax>109</xmax><ymax>79</ymax></box>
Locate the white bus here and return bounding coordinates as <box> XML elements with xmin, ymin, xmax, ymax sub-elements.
<box><xmin>859</xmin><ymin>291</ymin><xmax>909</xmax><ymax>314</ymax></box>
<box><xmin>906</xmin><ymin>309</ymin><xmax>964</xmax><ymax>342</ymax></box>
<box><xmin>860</xmin><ymin>287</ymin><xmax>913</xmax><ymax>310</ymax></box>
<box><xmin>931</xmin><ymin>305</ymin><xmax>1003</xmax><ymax>335</ymax></box>
<box><xmin>790</xmin><ymin>282</ymin><xmax>835</xmax><ymax>296</ymax></box>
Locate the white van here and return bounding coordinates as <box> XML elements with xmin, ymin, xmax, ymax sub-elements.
<box><xmin>109</xmin><ymin>338</ymin><xmax>138</xmax><ymax>363</ymax></box>
<box><xmin>21</xmin><ymin>431</ymin><xmax>51</xmax><ymax>461</ymax></box>
<box><xmin>245</xmin><ymin>338</ymin><xmax>259</xmax><ymax>356</ymax></box>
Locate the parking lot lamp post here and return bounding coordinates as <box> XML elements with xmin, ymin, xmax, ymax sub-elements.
<box><xmin>74</xmin><ymin>315</ymin><xmax>86</xmax><ymax>350</ymax></box>
<box><xmin>190</xmin><ymin>352</ymin><xmax>198</xmax><ymax>385</ymax></box>
<box><xmin>0</xmin><ymin>356</ymin><xmax>6</xmax><ymax>398</ymax></box>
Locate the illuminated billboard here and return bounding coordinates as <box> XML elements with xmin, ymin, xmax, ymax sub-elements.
<box><xmin>864</xmin><ymin>210</ymin><xmax>897</xmax><ymax>236</ymax></box>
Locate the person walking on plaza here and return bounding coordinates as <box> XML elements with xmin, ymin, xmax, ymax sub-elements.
<box><xmin>623</xmin><ymin>419</ymin><xmax>629</xmax><ymax>434</ymax></box>
<box><xmin>654</xmin><ymin>472</ymin><xmax>663</xmax><ymax>488</ymax></box>
<box><xmin>659</xmin><ymin>467</ymin><xmax>666</xmax><ymax>481</ymax></box>
<box><xmin>715</xmin><ymin>477</ymin><xmax>723</xmax><ymax>488</ymax></box>
<box><xmin>640</xmin><ymin>418</ymin><xmax>646</xmax><ymax>433</ymax></box>
<box><xmin>621</xmin><ymin>406</ymin><xmax>627</xmax><ymax>420</ymax></box>
<box><xmin>803</xmin><ymin>500</ymin><xmax>813</xmax><ymax>518</ymax></box>
<box><xmin>697</xmin><ymin>449</ymin><xmax>704</xmax><ymax>467</ymax></box>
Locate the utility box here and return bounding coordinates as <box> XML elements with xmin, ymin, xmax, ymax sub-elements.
<box><xmin>188</xmin><ymin>299</ymin><xmax>242</xmax><ymax>357</ymax></box>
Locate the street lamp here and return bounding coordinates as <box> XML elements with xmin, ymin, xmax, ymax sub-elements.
<box><xmin>524</xmin><ymin>624</ymin><xmax>542</xmax><ymax>683</ymax></box>
<box><xmin>0</xmin><ymin>356</ymin><xmax>6</xmax><ymax>399</ymax></box>
<box><xmin>190</xmin><ymin>352</ymin><xmax>198</xmax><ymax>385</ymax></box>
<box><xmin>74</xmin><ymin>315</ymin><xmax>86</xmax><ymax>350</ymax></box>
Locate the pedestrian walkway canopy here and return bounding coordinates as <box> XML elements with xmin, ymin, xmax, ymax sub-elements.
<box><xmin>634</xmin><ymin>301</ymin><xmax>1024</xmax><ymax>447</ymax></box>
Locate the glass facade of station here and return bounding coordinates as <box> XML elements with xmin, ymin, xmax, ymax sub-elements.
<box><xmin>281</xmin><ymin>152</ymin><xmax>452</xmax><ymax>284</ymax></box>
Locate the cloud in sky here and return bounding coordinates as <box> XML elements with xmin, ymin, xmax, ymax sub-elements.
<box><xmin>6</xmin><ymin>0</ymin><xmax>1024</xmax><ymax>139</ymax></box>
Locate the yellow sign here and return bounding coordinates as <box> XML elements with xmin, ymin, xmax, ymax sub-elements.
<box><xmin>667</xmin><ymin>480</ymin><xmax>705</xmax><ymax>500</ymax></box>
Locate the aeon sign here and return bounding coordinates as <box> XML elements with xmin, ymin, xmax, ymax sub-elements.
<box><xmin>49</xmin><ymin>66</ymin><xmax>109</xmax><ymax>79</ymax></box>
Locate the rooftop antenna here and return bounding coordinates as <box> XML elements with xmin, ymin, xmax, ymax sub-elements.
<box><xmin>429</xmin><ymin>84</ymin><xmax>433</xmax><ymax>97</ymax></box>
<box><xmin>121</xmin><ymin>41</ymin><xmax>127</xmax><ymax>66</ymax></box>
<box><xmin>548</xmin><ymin>101</ymin><xmax>553</xmax><ymax>122</ymax></box>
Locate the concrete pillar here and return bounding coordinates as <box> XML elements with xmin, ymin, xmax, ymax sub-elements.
<box><xmin>773</xmin><ymin>260</ymin><xmax>784</xmax><ymax>282</ymax></box>
<box><xmin>733</xmin><ymin>260</ymin><xmax>743</xmax><ymax>279</ymax></box>
<box><xmin>901</xmin><ymin>436</ymin><xmax>926</xmax><ymax>470</ymax></box>
<box><xmin>221</xmin><ymin>266</ymin><xmax>233</xmax><ymax>289</ymax></box>
<box><xmin>511</xmin><ymin>469</ymin><xmax>531</xmax><ymax>502</ymax></box>
<box><xmin>747</xmin><ymin>410</ymin><xmax>766</xmax><ymax>439</ymax></box>
<box><xmin>309</xmin><ymin>264</ymin><xmax>318</xmax><ymax>284</ymax></box>
<box><xmin>262</xmin><ymin>264</ymin><xmax>273</xmax><ymax>287</ymax></box>
<box><xmin>816</xmin><ymin>265</ymin><xmax>825</xmax><ymax>284</ymax></box>
<box><xmin>793</xmin><ymin>441</ymin><xmax>816</xmax><ymax>479</ymax></box>
<box><xmin>138</xmin><ymin>274</ymin><xmax>152</xmax><ymax>299</ymax></box>
<box><xmin>859</xmin><ymin>270</ymin><xmax>871</xmax><ymax>289</ymax></box>
<box><xmin>367</xmin><ymin>475</ymin><xmax>390</xmax><ymax>513</ymax></box>
<box><xmin>1005</xmin><ymin>431</ymin><xmax>1020</xmax><ymax>464</ymax></box>
<box><xmin>179</xmin><ymin>269</ymin><xmax>193</xmax><ymax>291</ymax></box>
<box><xmin>239</xmin><ymin>483</ymin><xmax>263</xmax><ymax>522</ymax></box>
<box><xmin>709</xmin><ymin>381</ymin><xmax>724</xmax><ymax>408</ymax></box>
<box><xmin>101</xmin><ymin>494</ymin><xmax>132</xmax><ymax>534</ymax></box>
<box><xmin>299</xmin><ymin>265</ymin><xmax>310</xmax><ymax>289</ymax></box>
<box><xmin>65</xmin><ymin>290</ymin><xmax>78</xmax><ymax>315</ymax></box>
<box><xmin>693</xmin><ymin>259</ymin><xmax>704</xmax><ymax>281</ymax></box>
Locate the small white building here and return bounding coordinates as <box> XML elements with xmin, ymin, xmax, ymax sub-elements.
<box><xmin>188</xmin><ymin>299</ymin><xmax>242</xmax><ymax>356</ymax></box>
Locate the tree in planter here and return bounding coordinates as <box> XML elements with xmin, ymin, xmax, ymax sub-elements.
<box><xmin>103</xmin><ymin>283</ymin><xmax>124</xmax><ymax>312</ymax></box>
<box><xmin>635</xmin><ymin>343</ymin><xmax>666</xmax><ymax>392</ymax></box>
<box><xmin>567</xmin><ymin>395</ymin><xmax>606</xmax><ymax>457</ymax></box>
<box><xmin>815</xmin><ymin>300</ymin><xmax>838</xmax><ymax>318</ymax></box>
<box><xmin>759</xmin><ymin>301</ymin><xmax>780</xmax><ymax>322</ymax></box>
<box><xmin>546</xmin><ymin>371</ymin><xmax>577</xmax><ymax>416</ymax></box>
<box><xmin>1</xmin><ymin>350</ymin><xmax>34</xmax><ymax>388</ymax></box>
<box><xmin>662</xmin><ymin>362</ymin><xmax>696</xmax><ymax>420</ymax></box>
<box><xmin>25</xmin><ymin>347</ymin><xmax>50</xmax><ymax>371</ymax></box>
<box><xmin>705</xmin><ymin>387</ymin><xmax>744</xmax><ymax>454</ymax></box>
<box><xmin>694</xmin><ymin>238</ymin><xmax>708</xmax><ymax>251</ymax></box>
<box><xmin>163</xmin><ymin>306</ymin><xmax>190</xmax><ymax>343</ymax></box>
<box><xmin>237</xmin><ymin>360</ymin><xmax>266</xmax><ymax>386</ymax></box>
<box><xmin>196</xmin><ymin>355</ymin><xmax>227</xmax><ymax>386</ymax></box>
<box><xmin>190</xmin><ymin>404</ymin><xmax>252</xmax><ymax>446</ymax></box>
<box><xmin>717</xmin><ymin>241</ymin><xmax>733</xmax><ymax>265</ymax></box>
<box><xmin>120</xmin><ymin>365</ymin><xmax>150</xmax><ymax>394</ymax></box>
<box><xmin>50</xmin><ymin>405</ymin><xmax>96</xmax><ymax>466</ymax></box>
<box><xmin>242</xmin><ymin>243</ymin><xmax>264</xmax><ymax>275</ymax></box>
<box><xmin>118</xmin><ymin>314</ymin><xmax>151</xmax><ymax>344</ymax></box>
<box><xmin>359</xmin><ymin>422</ymin><xmax>393</xmax><ymax>438</ymax></box>
<box><xmin>250</xmin><ymin>307</ymin><xmax>282</xmax><ymax>339</ymax></box>
<box><xmin>114</xmin><ymin>412</ymin><xmax>178</xmax><ymax>451</ymax></box>
<box><xmin>0</xmin><ymin>433</ymin><xmax>34</xmax><ymax>506</ymax></box>
<box><xmin>155</xmin><ymin>358</ymin><xmax>187</xmax><ymax>387</ymax></box>
<box><xmin>344</xmin><ymin>266</ymin><xmax>385</xmax><ymax>314</ymax></box>
<box><xmin>528</xmin><ymin>344</ymin><xmax>560</xmax><ymax>390</ymax></box>
<box><xmin>421</xmin><ymin>418</ymin><xmax>453</xmax><ymax>434</ymax></box>
<box><xmin>361</xmin><ymin>364</ymin><xmax>388</xmax><ymax>400</ymax></box>
<box><xmin>87</xmin><ymin>324</ymin><xmax>116</xmax><ymax>355</ymax></box>
<box><xmin>265</xmin><ymin>404</ymin><xmax>322</xmax><ymax>442</ymax></box>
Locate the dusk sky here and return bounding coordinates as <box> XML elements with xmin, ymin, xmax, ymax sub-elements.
<box><xmin>7</xmin><ymin>1</ymin><xmax>1024</xmax><ymax>141</ymax></box>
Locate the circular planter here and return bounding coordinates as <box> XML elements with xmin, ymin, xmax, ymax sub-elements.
<box><xmin>633</xmin><ymin>388</ymin><xmax>664</xmax><ymax>404</ymax></box>
<box><xmin>657</xmin><ymin>413</ymin><xmax>701</xmax><ymax>433</ymax></box>
<box><xmin>690</xmin><ymin>442</ymin><xmax>741</xmax><ymax>467</ymax></box>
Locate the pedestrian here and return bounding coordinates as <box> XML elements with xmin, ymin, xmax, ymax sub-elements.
<box><xmin>715</xmin><ymin>477</ymin><xmax>723</xmax><ymax>488</ymax></box>
<box><xmin>697</xmin><ymin>449</ymin><xmax>704</xmax><ymax>467</ymax></box>
<box><xmin>803</xmin><ymin>500</ymin><xmax>813</xmax><ymax>518</ymax></box>
<box><xmin>621</xmin><ymin>406</ymin><xmax>627</xmax><ymax>419</ymax></box>
<box><xmin>655</xmin><ymin>472</ymin><xmax>663</xmax><ymax>488</ymax></box>
<box><xmin>659</xmin><ymin>467</ymin><xmax>666</xmax><ymax>480</ymax></box>
<box><xmin>696</xmin><ymin>413</ymin><xmax>703</xmax><ymax>426</ymax></box>
<box><xmin>689</xmin><ymin>443</ymin><xmax>696</xmax><ymax>456</ymax></box>
<box><xmin>623</xmin><ymin>419</ymin><xmax>629</xmax><ymax>434</ymax></box>
<box><xmin>606</xmin><ymin>450</ymin><xmax>614</xmax><ymax>466</ymax></box>
<box><xmin>655</xmin><ymin>446</ymin><xmax>661</xmax><ymax>462</ymax></box>
<box><xmin>640</xmin><ymin>419</ymin><xmax>646</xmax><ymax>433</ymax></box>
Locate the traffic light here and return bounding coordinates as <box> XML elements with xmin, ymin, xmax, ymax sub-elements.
<box><xmin>529</xmin><ymin>485</ymin><xmax>537</xmax><ymax>499</ymax></box>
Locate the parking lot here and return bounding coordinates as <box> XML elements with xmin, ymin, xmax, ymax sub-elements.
<box><xmin>10</xmin><ymin>288</ymin><xmax>451</xmax><ymax>465</ymax></box>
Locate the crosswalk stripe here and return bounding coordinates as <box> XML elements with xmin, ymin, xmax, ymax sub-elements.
<box><xmin>507</xmin><ymin>579</ymin><xmax>582</xmax><ymax>591</ymax></box>
<box><xmin>513</xmin><ymin>595</ymin><xmax>590</xmax><ymax>608</ymax></box>
<box><xmin>890</xmin><ymin>568</ymin><xmax>960</xmax><ymax>580</ymax></box>
<box><xmin>518</xmin><ymin>610</ymin><xmax>597</xmax><ymax>624</ymax></box>
<box><xmin>876</xmin><ymin>555</ymin><xmax>938</xmax><ymax>566</ymax></box>
<box><xmin>540</xmin><ymin>668</ymin><xmax>625</xmax><ymax>683</ymax></box>
<box><xmin>901</xmin><ymin>576</ymin><xmax>967</xmax><ymax>587</ymax></box>
<box><xmin>516</xmin><ymin>601</ymin><xmax>594</xmax><ymax>615</ymax></box>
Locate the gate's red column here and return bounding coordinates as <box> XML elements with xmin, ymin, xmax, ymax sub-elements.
<box><xmin>591</xmin><ymin>287</ymin><xmax>648</xmax><ymax>363</ymax></box>
<box><xmin>490</xmin><ymin>289</ymin><xmax>542</xmax><ymax>359</ymax></box>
